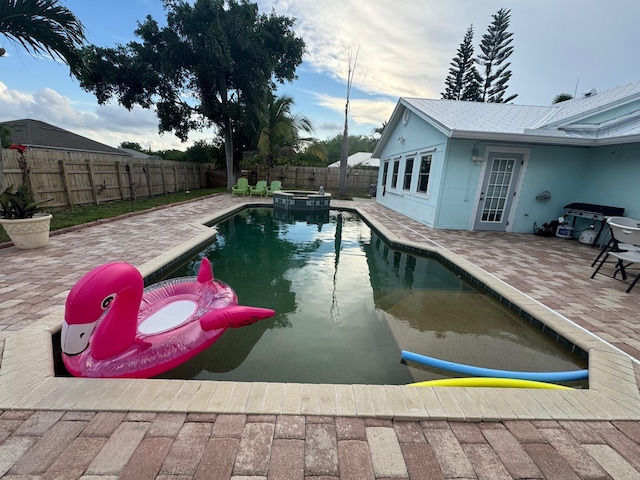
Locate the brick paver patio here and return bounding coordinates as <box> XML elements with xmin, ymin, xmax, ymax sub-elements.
<box><xmin>1</xmin><ymin>194</ymin><xmax>639</xmax><ymax>479</ymax></box>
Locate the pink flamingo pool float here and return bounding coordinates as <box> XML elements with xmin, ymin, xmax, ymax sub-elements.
<box><xmin>61</xmin><ymin>258</ymin><xmax>275</xmax><ymax>378</ymax></box>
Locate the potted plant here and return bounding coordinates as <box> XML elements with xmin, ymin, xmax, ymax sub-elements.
<box><xmin>0</xmin><ymin>144</ymin><xmax>52</xmax><ymax>249</ymax></box>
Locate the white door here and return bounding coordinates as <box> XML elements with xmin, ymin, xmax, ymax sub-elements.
<box><xmin>473</xmin><ymin>152</ymin><xmax>523</xmax><ymax>231</ymax></box>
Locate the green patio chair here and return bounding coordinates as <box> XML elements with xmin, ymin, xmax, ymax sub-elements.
<box><xmin>266</xmin><ymin>180</ymin><xmax>282</xmax><ymax>196</ymax></box>
<box><xmin>231</xmin><ymin>177</ymin><xmax>249</xmax><ymax>196</ymax></box>
<box><xmin>249</xmin><ymin>180</ymin><xmax>268</xmax><ymax>197</ymax></box>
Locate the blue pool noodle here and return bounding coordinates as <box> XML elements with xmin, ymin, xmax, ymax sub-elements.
<box><xmin>400</xmin><ymin>350</ymin><xmax>588</xmax><ymax>382</ymax></box>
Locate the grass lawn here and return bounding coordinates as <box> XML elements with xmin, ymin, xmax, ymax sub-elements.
<box><xmin>0</xmin><ymin>188</ymin><xmax>226</xmax><ymax>244</ymax></box>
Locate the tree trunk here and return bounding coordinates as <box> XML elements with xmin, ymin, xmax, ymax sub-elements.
<box><xmin>0</xmin><ymin>147</ymin><xmax>4</xmax><ymax>191</ymax></box>
<box><xmin>224</xmin><ymin>117</ymin><xmax>235</xmax><ymax>190</ymax></box>
<box><xmin>338</xmin><ymin>110</ymin><xmax>349</xmax><ymax>196</ymax></box>
<box><xmin>220</xmin><ymin>77</ymin><xmax>235</xmax><ymax>190</ymax></box>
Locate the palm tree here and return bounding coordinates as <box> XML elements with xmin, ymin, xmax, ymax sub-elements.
<box><xmin>254</xmin><ymin>93</ymin><xmax>324</xmax><ymax>180</ymax></box>
<box><xmin>0</xmin><ymin>0</ymin><xmax>86</xmax><ymax>71</ymax></box>
<box><xmin>552</xmin><ymin>93</ymin><xmax>574</xmax><ymax>104</ymax></box>
<box><xmin>0</xmin><ymin>0</ymin><xmax>87</xmax><ymax>187</ymax></box>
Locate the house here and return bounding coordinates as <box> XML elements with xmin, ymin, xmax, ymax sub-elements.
<box><xmin>328</xmin><ymin>152</ymin><xmax>378</xmax><ymax>168</ymax></box>
<box><xmin>372</xmin><ymin>81</ymin><xmax>640</xmax><ymax>235</ymax></box>
<box><xmin>3</xmin><ymin>118</ymin><xmax>127</xmax><ymax>155</ymax></box>
<box><xmin>118</xmin><ymin>147</ymin><xmax>160</xmax><ymax>159</ymax></box>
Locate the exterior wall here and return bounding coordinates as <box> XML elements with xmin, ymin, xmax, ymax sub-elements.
<box><xmin>582</xmin><ymin>143</ymin><xmax>640</xmax><ymax>219</ymax></box>
<box><xmin>504</xmin><ymin>144</ymin><xmax>589</xmax><ymax>233</ymax></box>
<box><xmin>375</xmin><ymin>111</ymin><xmax>448</xmax><ymax>227</ymax></box>
<box><xmin>375</xmin><ymin>107</ymin><xmax>640</xmax><ymax>234</ymax></box>
<box><xmin>509</xmin><ymin>143</ymin><xmax>640</xmax><ymax>233</ymax></box>
<box><xmin>433</xmin><ymin>139</ymin><xmax>484</xmax><ymax>229</ymax></box>
<box><xmin>406</xmin><ymin>140</ymin><xmax>584</xmax><ymax>233</ymax></box>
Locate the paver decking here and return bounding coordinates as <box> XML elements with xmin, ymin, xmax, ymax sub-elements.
<box><xmin>1</xmin><ymin>194</ymin><xmax>640</xmax><ymax>478</ymax></box>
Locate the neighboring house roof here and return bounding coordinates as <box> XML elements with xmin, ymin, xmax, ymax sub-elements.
<box><xmin>118</xmin><ymin>148</ymin><xmax>158</xmax><ymax>158</ymax></box>
<box><xmin>328</xmin><ymin>152</ymin><xmax>378</xmax><ymax>168</ymax></box>
<box><xmin>374</xmin><ymin>80</ymin><xmax>640</xmax><ymax>157</ymax></box>
<box><xmin>3</xmin><ymin>118</ymin><xmax>128</xmax><ymax>155</ymax></box>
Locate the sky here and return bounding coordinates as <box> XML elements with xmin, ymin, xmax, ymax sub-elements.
<box><xmin>1</xmin><ymin>0</ymin><xmax>639</xmax><ymax>152</ymax></box>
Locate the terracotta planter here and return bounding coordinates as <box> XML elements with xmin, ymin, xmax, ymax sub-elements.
<box><xmin>0</xmin><ymin>213</ymin><xmax>52</xmax><ymax>249</ymax></box>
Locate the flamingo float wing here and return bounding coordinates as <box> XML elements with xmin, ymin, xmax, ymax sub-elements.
<box><xmin>200</xmin><ymin>305</ymin><xmax>276</xmax><ymax>331</ymax></box>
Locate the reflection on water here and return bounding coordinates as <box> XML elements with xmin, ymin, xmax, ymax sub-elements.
<box><xmin>158</xmin><ymin>208</ymin><xmax>586</xmax><ymax>384</ymax></box>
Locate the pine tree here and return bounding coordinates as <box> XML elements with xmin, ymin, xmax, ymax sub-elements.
<box><xmin>476</xmin><ymin>8</ymin><xmax>517</xmax><ymax>103</ymax></box>
<box><xmin>442</xmin><ymin>26</ymin><xmax>480</xmax><ymax>101</ymax></box>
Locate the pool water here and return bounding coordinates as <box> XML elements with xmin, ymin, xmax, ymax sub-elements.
<box><xmin>157</xmin><ymin>208</ymin><xmax>586</xmax><ymax>385</ymax></box>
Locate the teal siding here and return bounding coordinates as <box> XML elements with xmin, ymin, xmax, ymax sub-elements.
<box><xmin>510</xmin><ymin>145</ymin><xmax>589</xmax><ymax>233</ymax></box>
<box><xmin>376</xmin><ymin>105</ymin><xmax>640</xmax><ymax>234</ymax></box>
<box><xmin>376</xmin><ymin>110</ymin><xmax>448</xmax><ymax>227</ymax></box>
<box><xmin>584</xmin><ymin>144</ymin><xmax>640</xmax><ymax>219</ymax></box>
<box><xmin>433</xmin><ymin>140</ymin><xmax>482</xmax><ymax>229</ymax></box>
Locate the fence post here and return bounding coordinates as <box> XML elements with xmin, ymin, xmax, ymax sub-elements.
<box><xmin>161</xmin><ymin>165</ymin><xmax>167</xmax><ymax>194</ymax></box>
<box><xmin>128</xmin><ymin>163</ymin><xmax>136</xmax><ymax>200</ymax></box>
<box><xmin>116</xmin><ymin>161</ymin><xmax>125</xmax><ymax>200</ymax></box>
<box><xmin>173</xmin><ymin>165</ymin><xmax>178</xmax><ymax>192</ymax></box>
<box><xmin>145</xmin><ymin>164</ymin><xmax>153</xmax><ymax>198</ymax></box>
<box><xmin>86</xmin><ymin>158</ymin><xmax>99</xmax><ymax>205</ymax></box>
<box><xmin>58</xmin><ymin>159</ymin><xmax>74</xmax><ymax>208</ymax></box>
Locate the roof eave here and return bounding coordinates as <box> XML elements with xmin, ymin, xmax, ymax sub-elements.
<box><xmin>448</xmin><ymin>130</ymin><xmax>640</xmax><ymax>146</ymax></box>
<box><xmin>542</xmin><ymin>92</ymin><xmax>640</xmax><ymax>129</ymax></box>
<box><xmin>372</xmin><ymin>99</ymin><xmax>453</xmax><ymax>157</ymax></box>
<box><xmin>448</xmin><ymin>130</ymin><xmax>592</xmax><ymax>145</ymax></box>
<box><xmin>25</xmin><ymin>144</ymin><xmax>132</xmax><ymax>156</ymax></box>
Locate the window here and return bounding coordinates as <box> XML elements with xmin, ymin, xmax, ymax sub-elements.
<box><xmin>417</xmin><ymin>154</ymin><xmax>432</xmax><ymax>194</ymax></box>
<box><xmin>403</xmin><ymin>157</ymin><xmax>414</xmax><ymax>190</ymax></box>
<box><xmin>382</xmin><ymin>161</ymin><xmax>389</xmax><ymax>187</ymax></box>
<box><xmin>391</xmin><ymin>160</ymin><xmax>400</xmax><ymax>188</ymax></box>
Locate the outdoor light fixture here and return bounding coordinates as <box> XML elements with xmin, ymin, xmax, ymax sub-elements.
<box><xmin>471</xmin><ymin>147</ymin><xmax>484</xmax><ymax>164</ymax></box>
<box><xmin>397</xmin><ymin>135</ymin><xmax>405</xmax><ymax>144</ymax></box>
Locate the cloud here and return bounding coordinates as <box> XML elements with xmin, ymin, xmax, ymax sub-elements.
<box><xmin>313</xmin><ymin>93</ymin><xmax>396</xmax><ymax>129</ymax></box>
<box><xmin>0</xmin><ymin>82</ymin><xmax>214</xmax><ymax>150</ymax></box>
<box><xmin>258</xmin><ymin>0</ymin><xmax>502</xmax><ymax>99</ymax></box>
<box><xmin>260</xmin><ymin>0</ymin><xmax>640</xmax><ymax>108</ymax></box>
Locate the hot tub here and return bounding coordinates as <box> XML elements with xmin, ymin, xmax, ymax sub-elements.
<box><xmin>272</xmin><ymin>190</ymin><xmax>331</xmax><ymax>211</ymax></box>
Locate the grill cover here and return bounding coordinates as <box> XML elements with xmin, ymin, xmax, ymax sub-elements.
<box><xmin>563</xmin><ymin>203</ymin><xmax>624</xmax><ymax>217</ymax></box>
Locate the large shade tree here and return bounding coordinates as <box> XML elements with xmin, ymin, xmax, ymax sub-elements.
<box><xmin>0</xmin><ymin>0</ymin><xmax>86</xmax><ymax>188</ymax></box>
<box><xmin>76</xmin><ymin>0</ymin><xmax>305</xmax><ymax>189</ymax></box>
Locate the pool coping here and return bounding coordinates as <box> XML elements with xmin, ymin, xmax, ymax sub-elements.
<box><xmin>1</xmin><ymin>202</ymin><xmax>639</xmax><ymax>421</ymax></box>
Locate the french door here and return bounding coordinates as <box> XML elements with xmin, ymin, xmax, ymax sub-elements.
<box><xmin>473</xmin><ymin>152</ymin><xmax>523</xmax><ymax>231</ymax></box>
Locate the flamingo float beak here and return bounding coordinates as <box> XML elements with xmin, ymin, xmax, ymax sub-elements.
<box><xmin>61</xmin><ymin>320</ymin><xmax>98</xmax><ymax>355</ymax></box>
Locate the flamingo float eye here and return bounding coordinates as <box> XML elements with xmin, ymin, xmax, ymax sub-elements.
<box><xmin>101</xmin><ymin>295</ymin><xmax>115</xmax><ymax>309</ymax></box>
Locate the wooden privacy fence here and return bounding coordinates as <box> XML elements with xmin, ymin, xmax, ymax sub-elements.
<box><xmin>236</xmin><ymin>165</ymin><xmax>379</xmax><ymax>195</ymax></box>
<box><xmin>1</xmin><ymin>149</ymin><xmax>208</xmax><ymax>210</ymax></box>
<box><xmin>1</xmin><ymin>148</ymin><xmax>380</xmax><ymax>210</ymax></box>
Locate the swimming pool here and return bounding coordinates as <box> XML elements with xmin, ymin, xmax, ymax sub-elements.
<box><xmin>155</xmin><ymin>208</ymin><xmax>586</xmax><ymax>385</ymax></box>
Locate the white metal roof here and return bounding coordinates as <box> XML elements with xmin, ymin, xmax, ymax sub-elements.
<box><xmin>391</xmin><ymin>80</ymin><xmax>640</xmax><ymax>145</ymax></box>
<box><xmin>328</xmin><ymin>152</ymin><xmax>378</xmax><ymax>168</ymax></box>
<box><xmin>402</xmin><ymin>98</ymin><xmax>553</xmax><ymax>135</ymax></box>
